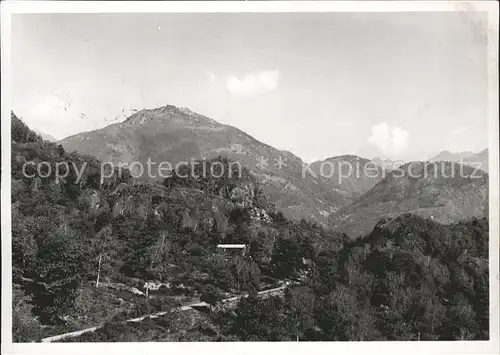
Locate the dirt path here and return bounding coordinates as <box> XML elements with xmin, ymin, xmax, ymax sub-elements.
<box><xmin>40</xmin><ymin>284</ymin><xmax>288</xmax><ymax>343</ymax></box>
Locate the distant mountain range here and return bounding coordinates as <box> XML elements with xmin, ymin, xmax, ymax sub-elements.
<box><xmin>328</xmin><ymin>161</ymin><xmax>488</xmax><ymax>237</ymax></box>
<box><xmin>59</xmin><ymin>104</ymin><xmax>489</xmax><ymax>230</ymax></box>
<box><xmin>371</xmin><ymin>157</ymin><xmax>404</xmax><ymax>171</ymax></box>
<box><xmin>309</xmin><ymin>155</ymin><xmax>384</xmax><ymax>198</ymax></box>
<box><xmin>60</xmin><ymin>105</ymin><xmax>360</xmax><ymax>222</ymax></box>
<box><xmin>430</xmin><ymin>149</ymin><xmax>489</xmax><ymax>172</ymax></box>
<box><xmin>429</xmin><ymin>150</ymin><xmax>476</xmax><ymax>162</ymax></box>
<box><xmin>463</xmin><ymin>149</ymin><xmax>489</xmax><ymax>173</ymax></box>
<box><xmin>33</xmin><ymin>128</ymin><xmax>58</xmax><ymax>142</ymax></box>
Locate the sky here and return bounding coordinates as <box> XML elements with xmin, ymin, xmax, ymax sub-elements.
<box><xmin>11</xmin><ymin>12</ymin><xmax>489</xmax><ymax>162</ymax></box>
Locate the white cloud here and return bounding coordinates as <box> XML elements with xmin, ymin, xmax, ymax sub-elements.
<box><xmin>368</xmin><ymin>122</ymin><xmax>409</xmax><ymax>157</ymax></box>
<box><xmin>226</xmin><ymin>70</ymin><xmax>280</xmax><ymax>98</ymax></box>
<box><xmin>204</xmin><ymin>70</ymin><xmax>216</xmax><ymax>83</ymax></box>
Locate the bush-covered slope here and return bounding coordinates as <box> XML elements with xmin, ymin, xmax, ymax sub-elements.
<box><xmin>201</xmin><ymin>214</ymin><xmax>489</xmax><ymax>341</ymax></box>
<box><xmin>64</xmin><ymin>214</ymin><xmax>489</xmax><ymax>342</ymax></box>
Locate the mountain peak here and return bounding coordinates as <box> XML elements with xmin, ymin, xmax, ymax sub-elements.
<box><xmin>429</xmin><ymin>150</ymin><xmax>476</xmax><ymax>162</ymax></box>
<box><xmin>323</xmin><ymin>154</ymin><xmax>369</xmax><ymax>163</ymax></box>
<box><xmin>123</xmin><ymin>104</ymin><xmax>220</xmax><ymax>127</ymax></box>
<box><xmin>33</xmin><ymin>128</ymin><xmax>58</xmax><ymax>142</ymax></box>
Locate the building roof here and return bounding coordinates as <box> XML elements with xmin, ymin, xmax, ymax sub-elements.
<box><xmin>216</xmin><ymin>244</ymin><xmax>247</xmax><ymax>249</ymax></box>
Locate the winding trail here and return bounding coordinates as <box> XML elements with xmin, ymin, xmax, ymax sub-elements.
<box><xmin>40</xmin><ymin>284</ymin><xmax>288</xmax><ymax>343</ymax></box>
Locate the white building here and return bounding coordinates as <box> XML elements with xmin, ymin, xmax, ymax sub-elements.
<box><xmin>216</xmin><ymin>244</ymin><xmax>247</xmax><ymax>257</ymax></box>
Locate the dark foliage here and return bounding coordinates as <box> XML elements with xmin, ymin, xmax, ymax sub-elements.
<box><xmin>11</xmin><ymin>115</ymin><xmax>489</xmax><ymax>342</ymax></box>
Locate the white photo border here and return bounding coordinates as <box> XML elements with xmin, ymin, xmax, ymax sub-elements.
<box><xmin>1</xmin><ymin>1</ymin><xmax>499</xmax><ymax>354</ymax></box>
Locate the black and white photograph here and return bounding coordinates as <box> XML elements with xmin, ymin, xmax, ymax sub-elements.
<box><xmin>1</xmin><ymin>1</ymin><xmax>499</xmax><ymax>353</ymax></box>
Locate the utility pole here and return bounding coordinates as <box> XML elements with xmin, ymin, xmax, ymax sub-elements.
<box><xmin>95</xmin><ymin>249</ymin><xmax>109</xmax><ymax>288</ymax></box>
<box><xmin>96</xmin><ymin>253</ymin><xmax>102</xmax><ymax>288</ymax></box>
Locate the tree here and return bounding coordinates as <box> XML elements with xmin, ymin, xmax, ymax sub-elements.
<box><xmin>147</xmin><ymin>229</ymin><xmax>174</xmax><ymax>278</ymax></box>
<box><xmin>270</xmin><ymin>238</ymin><xmax>303</xmax><ymax>279</ymax></box>
<box><xmin>208</xmin><ymin>254</ymin><xmax>236</xmax><ymax>290</ymax></box>
<box><xmin>30</xmin><ymin>223</ymin><xmax>87</xmax><ymax>324</ymax></box>
<box><xmin>200</xmin><ymin>284</ymin><xmax>222</xmax><ymax>313</ymax></box>
<box><xmin>442</xmin><ymin>294</ymin><xmax>478</xmax><ymax>340</ymax></box>
<box><xmin>309</xmin><ymin>249</ymin><xmax>340</xmax><ymax>295</ymax></box>
<box><xmin>316</xmin><ymin>285</ymin><xmax>379</xmax><ymax>341</ymax></box>
<box><xmin>92</xmin><ymin>225</ymin><xmax>113</xmax><ymax>287</ymax></box>
<box><xmin>12</xmin><ymin>285</ymin><xmax>42</xmax><ymax>342</ymax></box>
<box><xmin>230</xmin><ymin>294</ymin><xmax>293</xmax><ymax>341</ymax></box>
<box><xmin>231</xmin><ymin>256</ymin><xmax>261</xmax><ymax>293</ymax></box>
<box><xmin>285</xmin><ymin>286</ymin><xmax>315</xmax><ymax>341</ymax></box>
<box><xmin>11</xmin><ymin>112</ymin><xmax>41</xmax><ymax>143</ymax></box>
<box><xmin>248</xmin><ymin>228</ymin><xmax>275</xmax><ymax>268</ymax></box>
<box><xmin>12</xmin><ymin>208</ymin><xmax>38</xmax><ymax>272</ymax></box>
<box><xmin>406</xmin><ymin>287</ymin><xmax>446</xmax><ymax>340</ymax></box>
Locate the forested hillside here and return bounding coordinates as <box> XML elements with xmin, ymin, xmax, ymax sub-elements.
<box><xmin>64</xmin><ymin>214</ymin><xmax>490</xmax><ymax>342</ymax></box>
<box><xmin>11</xmin><ymin>113</ymin><xmax>489</xmax><ymax>342</ymax></box>
<box><xmin>11</xmin><ymin>112</ymin><xmax>341</xmax><ymax>341</ymax></box>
